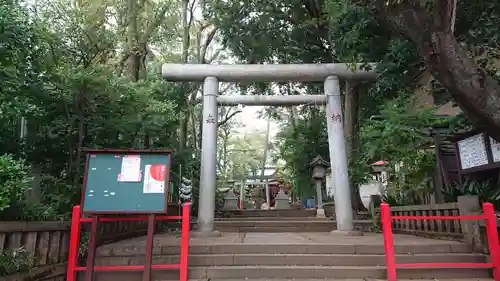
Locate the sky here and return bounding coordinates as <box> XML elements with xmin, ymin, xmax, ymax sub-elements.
<box><xmin>233</xmin><ymin>106</ymin><xmax>279</xmax><ymax>138</ymax></box>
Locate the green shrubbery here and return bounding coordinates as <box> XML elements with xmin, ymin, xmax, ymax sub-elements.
<box><xmin>0</xmin><ymin>155</ymin><xmax>32</xmax><ymax>217</ymax></box>
<box><xmin>0</xmin><ymin>247</ymin><xmax>34</xmax><ymax>276</ymax></box>
<box><xmin>0</xmin><ymin>154</ymin><xmax>72</xmax><ymax>221</ymax></box>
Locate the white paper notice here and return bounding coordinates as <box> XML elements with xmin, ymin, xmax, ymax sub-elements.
<box><xmin>458</xmin><ymin>134</ymin><xmax>489</xmax><ymax>169</ymax></box>
<box><xmin>118</xmin><ymin>155</ymin><xmax>142</xmax><ymax>182</ymax></box>
<box><xmin>143</xmin><ymin>164</ymin><xmax>166</xmax><ymax>194</ymax></box>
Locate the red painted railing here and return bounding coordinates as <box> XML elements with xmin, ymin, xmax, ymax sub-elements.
<box><xmin>66</xmin><ymin>203</ymin><xmax>191</xmax><ymax>281</ymax></box>
<box><xmin>381</xmin><ymin>202</ymin><xmax>500</xmax><ymax>281</ymax></box>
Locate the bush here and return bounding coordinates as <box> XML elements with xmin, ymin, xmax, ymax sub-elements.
<box><xmin>0</xmin><ymin>247</ymin><xmax>34</xmax><ymax>276</ymax></box>
<box><xmin>445</xmin><ymin>179</ymin><xmax>500</xmax><ymax>210</ymax></box>
<box><xmin>0</xmin><ymin>154</ymin><xmax>32</xmax><ymax>216</ymax></box>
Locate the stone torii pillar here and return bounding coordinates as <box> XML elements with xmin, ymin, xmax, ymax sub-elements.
<box><xmin>162</xmin><ymin>63</ymin><xmax>376</xmax><ymax>235</ymax></box>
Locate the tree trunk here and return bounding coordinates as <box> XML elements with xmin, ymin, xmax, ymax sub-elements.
<box><xmin>222</xmin><ymin>129</ymin><xmax>230</xmax><ymax>177</ymax></box>
<box><xmin>178</xmin><ymin>0</ymin><xmax>192</xmax><ymax>152</ymax></box>
<box><xmin>190</xmin><ymin>107</ymin><xmax>198</xmax><ymax>150</ymax></box>
<box><xmin>343</xmin><ymin>81</ymin><xmax>366</xmax><ymax>212</ymax></box>
<box><xmin>123</xmin><ymin>0</ymin><xmax>140</xmax><ymax>80</ymax></box>
<box><xmin>73</xmin><ymin>111</ymin><xmax>85</xmax><ymax>187</ymax></box>
<box><xmin>375</xmin><ymin>2</ymin><xmax>500</xmax><ymax>140</ymax></box>
<box><xmin>344</xmin><ymin>81</ymin><xmax>360</xmax><ymax>158</ymax></box>
<box><xmin>178</xmin><ymin>110</ymin><xmax>189</xmax><ymax>152</ymax></box>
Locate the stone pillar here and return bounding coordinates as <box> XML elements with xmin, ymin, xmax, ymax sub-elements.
<box><xmin>457</xmin><ymin>195</ymin><xmax>482</xmax><ymax>251</ymax></box>
<box><xmin>265</xmin><ymin>181</ymin><xmax>270</xmax><ymax>209</ymax></box>
<box><xmin>198</xmin><ymin>76</ymin><xmax>218</xmax><ymax>234</ymax></box>
<box><xmin>324</xmin><ymin>76</ymin><xmax>354</xmax><ymax>232</ymax></box>
<box><xmin>316</xmin><ymin>180</ymin><xmax>326</xmax><ymax>218</ymax></box>
<box><xmin>239</xmin><ymin>182</ymin><xmax>245</xmax><ymax>209</ymax></box>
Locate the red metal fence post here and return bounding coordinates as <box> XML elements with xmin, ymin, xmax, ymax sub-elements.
<box><xmin>179</xmin><ymin>203</ymin><xmax>191</xmax><ymax>281</ymax></box>
<box><xmin>483</xmin><ymin>202</ymin><xmax>500</xmax><ymax>280</ymax></box>
<box><xmin>67</xmin><ymin>205</ymin><xmax>82</xmax><ymax>281</ymax></box>
<box><xmin>381</xmin><ymin>203</ymin><xmax>397</xmax><ymax>281</ymax></box>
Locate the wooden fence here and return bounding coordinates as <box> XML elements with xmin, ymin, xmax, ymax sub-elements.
<box><xmin>0</xmin><ymin>219</ymin><xmax>149</xmax><ymax>281</ymax></box>
<box><xmin>388</xmin><ymin>203</ymin><xmax>463</xmax><ymax>238</ymax></box>
<box><xmin>0</xmin><ymin>222</ymin><xmax>70</xmax><ymax>268</ymax></box>
<box><xmin>370</xmin><ymin>195</ymin><xmax>482</xmax><ymax>245</ymax></box>
<box><xmin>0</xmin><ymin>203</ymin><xmax>183</xmax><ymax>281</ymax></box>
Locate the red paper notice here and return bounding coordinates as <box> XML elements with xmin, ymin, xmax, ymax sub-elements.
<box><xmin>143</xmin><ymin>164</ymin><xmax>166</xmax><ymax>193</ymax></box>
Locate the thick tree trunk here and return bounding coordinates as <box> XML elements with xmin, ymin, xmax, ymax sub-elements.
<box><xmin>374</xmin><ymin>1</ymin><xmax>500</xmax><ymax>140</ymax></box>
<box><xmin>343</xmin><ymin>81</ymin><xmax>366</xmax><ymax>212</ymax></box>
<box><xmin>344</xmin><ymin>81</ymin><xmax>360</xmax><ymax>158</ymax></box>
<box><xmin>178</xmin><ymin>111</ymin><xmax>189</xmax><ymax>152</ymax></box>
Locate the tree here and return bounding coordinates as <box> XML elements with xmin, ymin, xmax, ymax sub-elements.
<box><xmin>0</xmin><ymin>0</ymin><xmax>187</xmax><ymax>220</ymax></box>
<box><xmin>225</xmin><ymin>130</ymin><xmax>268</xmax><ymax>180</ymax></box>
<box><xmin>205</xmin><ymin>0</ymin><xmax>500</xmax><ymax>210</ymax></box>
<box><xmin>202</xmin><ymin>0</ymin><xmax>390</xmax><ymax>207</ymax></box>
<box><xmin>355</xmin><ymin>0</ymin><xmax>500</xmax><ymax>140</ymax></box>
<box><xmin>216</xmin><ymin>108</ymin><xmax>269</xmax><ymax>181</ymax></box>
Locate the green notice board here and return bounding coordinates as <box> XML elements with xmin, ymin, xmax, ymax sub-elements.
<box><xmin>81</xmin><ymin>149</ymin><xmax>172</xmax><ymax>214</ymax></box>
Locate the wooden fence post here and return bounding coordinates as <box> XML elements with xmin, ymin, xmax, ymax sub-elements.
<box><xmin>457</xmin><ymin>195</ymin><xmax>482</xmax><ymax>252</ymax></box>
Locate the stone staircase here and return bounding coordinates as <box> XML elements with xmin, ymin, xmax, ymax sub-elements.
<box><xmin>91</xmin><ymin>232</ymin><xmax>491</xmax><ymax>280</ymax></box>
<box><xmin>215</xmin><ymin>209</ymin><xmax>372</xmax><ymax>232</ymax></box>
<box><xmin>224</xmin><ymin>209</ymin><xmax>317</xmax><ymax>217</ymax></box>
<box><xmin>214</xmin><ymin>217</ymin><xmax>372</xmax><ymax>232</ymax></box>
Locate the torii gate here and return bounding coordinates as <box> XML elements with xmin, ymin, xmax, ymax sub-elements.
<box><xmin>162</xmin><ymin>63</ymin><xmax>376</xmax><ymax>235</ymax></box>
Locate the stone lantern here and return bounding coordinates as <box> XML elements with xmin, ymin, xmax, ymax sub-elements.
<box><xmin>308</xmin><ymin>155</ymin><xmax>330</xmax><ymax>218</ymax></box>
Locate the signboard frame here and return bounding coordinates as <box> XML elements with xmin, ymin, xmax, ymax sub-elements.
<box><xmin>489</xmin><ymin>136</ymin><xmax>500</xmax><ymax>163</ymax></box>
<box><xmin>454</xmin><ymin>131</ymin><xmax>500</xmax><ymax>174</ymax></box>
<box><xmin>80</xmin><ymin>148</ymin><xmax>172</xmax><ymax>215</ymax></box>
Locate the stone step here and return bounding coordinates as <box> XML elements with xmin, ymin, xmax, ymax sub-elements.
<box><xmin>98</xmin><ymin>241</ymin><xmax>474</xmax><ymax>256</ymax></box>
<box><xmin>88</xmin><ymin>265</ymin><xmax>490</xmax><ymax>280</ymax></box>
<box><xmin>226</xmin><ymin>209</ymin><xmax>316</xmax><ymax>217</ymax></box>
<box><xmin>214</xmin><ymin>220</ymin><xmax>372</xmax><ymax>232</ymax></box>
<box><xmin>173</xmin><ymin>279</ymin><xmax>492</xmax><ymax>281</ymax></box>
<box><xmin>96</xmin><ymin>253</ymin><xmax>486</xmax><ymax>267</ymax></box>
<box><xmin>215</xmin><ymin>226</ymin><xmax>335</xmax><ymax>232</ymax></box>
<box><xmin>216</xmin><ymin>217</ymin><xmax>328</xmax><ymax>221</ymax></box>
<box><xmin>214</xmin><ymin>220</ymin><xmax>372</xmax><ymax>226</ymax></box>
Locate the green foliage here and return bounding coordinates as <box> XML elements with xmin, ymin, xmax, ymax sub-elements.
<box><xmin>353</xmin><ymin>97</ymin><xmax>440</xmax><ymax>176</ymax></box>
<box><xmin>0</xmin><ymin>247</ymin><xmax>34</xmax><ymax>276</ymax></box>
<box><xmin>0</xmin><ymin>0</ymin><xmax>199</xmax><ymax>275</ymax></box>
<box><xmin>204</xmin><ymin>0</ymin><xmax>434</xmax><ymax>200</ymax></box>
<box><xmin>351</xmin><ymin>96</ymin><xmax>457</xmax><ymax>204</ymax></box>
<box><xmin>214</xmin><ymin>189</ymin><xmax>227</xmax><ymax>218</ymax></box>
<box><xmin>79</xmin><ymin>232</ymin><xmax>90</xmax><ymax>260</ymax></box>
<box><xmin>445</xmin><ymin>180</ymin><xmax>500</xmax><ymax>210</ymax></box>
<box><xmin>0</xmin><ymin>155</ymin><xmax>32</xmax><ymax>213</ymax></box>
<box><xmin>0</xmin><ymin>0</ymin><xmax>189</xmax><ymax>222</ymax></box>
<box><xmin>203</xmin><ymin>0</ymin><xmax>333</xmax><ymax>64</ymax></box>
<box><xmin>275</xmin><ymin>109</ymin><xmax>328</xmax><ymax>198</ymax></box>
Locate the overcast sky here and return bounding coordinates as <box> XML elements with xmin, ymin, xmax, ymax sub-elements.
<box><xmin>233</xmin><ymin>106</ymin><xmax>280</xmax><ymax>138</ymax></box>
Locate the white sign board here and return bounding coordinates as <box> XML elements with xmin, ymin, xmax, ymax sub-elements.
<box><xmin>490</xmin><ymin>137</ymin><xmax>500</xmax><ymax>162</ymax></box>
<box><xmin>457</xmin><ymin>134</ymin><xmax>489</xmax><ymax>169</ymax></box>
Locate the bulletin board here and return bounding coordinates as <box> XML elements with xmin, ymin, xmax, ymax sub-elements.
<box><xmin>80</xmin><ymin>149</ymin><xmax>172</xmax><ymax>214</ymax></box>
